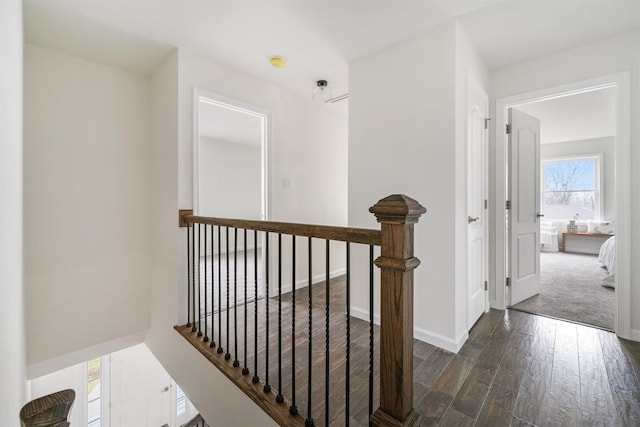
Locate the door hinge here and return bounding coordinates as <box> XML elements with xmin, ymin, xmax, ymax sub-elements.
<box><xmin>484</xmin><ymin>118</ymin><xmax>491</xmax><ymax>129</ymax></box>
<box><xmin>506</xmin><ymin>123</ymin><xmax>511</xmax><ymax>134</ymax></box>
<box><xmin>505</xmin><ymin>200</ymin><xmax>511</xmax><ymax>210</ymax></box>
<box><xmin>505</xmin><ymin>277</ymin><xmax>511</xmax><ymax>287</ymax></box>
<box><xmin>484</xmin><ymin>199</ymin><xmax>488</xmax><ymax>210</ymax></box>
<box><xmin>484</xmin><ymin>281</ymin><xmax>488</xmax><ymax>291</ymax></box>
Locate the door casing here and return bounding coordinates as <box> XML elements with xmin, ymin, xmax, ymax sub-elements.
<box><xmin>493</xmin><ymin>72</ymin><xmax>631</xmax><ymax>339</ymax></box>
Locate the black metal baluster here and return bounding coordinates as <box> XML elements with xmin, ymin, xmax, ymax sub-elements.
<box><xmin>233</xmin><ymin>228</ymin><xmax>240</xmax><ymax>367</ymax></box>
<box><xmin>324</xmin><ymin>239</ymin><xmax>330</xmax><ymax>427</ymax></box>
<box><xmin>369</xmin><ymin>245</ymin><xmax>374</xmax><ymax>425</ymax></box>
<box><xmin>264</xmin><ymin>232</ymin><xmax>271</xmax><ymax>393</ymax></box>
<box><xmin>191</xmin><ymin>223</ymin><xmax>196</xmax><ymax>332</ymax></box>
<box><xmin>217</xmin><ymin>226</ymin><xmax>224</xmax><ymax>355</ymax></box>
<box><xmin>203</xmin><ymin>224</ymin><xmax>209</xmax><ymax>342</ymax></box>
<box><xmin>289</xmin><ymin>235</ymin><xmax>298</xmax><ymax>415</ymax></box>
<box><xmin>242</xmin><ymin>229</ymin><xmax>249</xmax><ymax>375</ymax></box>
<box><xmin>187</xmin><ymin>224</ymin><xmax>192</xmax><ymax>328</ymax></box>
<box><xmin>305</xmin><ymin>237</ymin><xmax>314</xmax><ymax>427</ymax></box>
<box><xmin>252</xmin><ymin>230</ymin><xmax>260</xmax><ymax>384</ymax></box>
<box><xmin>276</xmin><ymin>233</ymin><xmax>284</xmax><ymax>403</ymax></box>
<box><xmin>210</xmin><ymin>225</ymin><xmax>216</xmax><ymax>348</ymax></box>
<box><xmin>345</xmin><ymin>242</ymin><xmax>350</xmax><ymax>426</ymax></box>
<box><xmin>197</xmin><ymin>224</ymin><xmax>203</xmax><ymax>337</ymax></box>
<box><xmin>225</xmin><ymin>227</ymin><xmax>231</xmax><ymax>361</ymax></box>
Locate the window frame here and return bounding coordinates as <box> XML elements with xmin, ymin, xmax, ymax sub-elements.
<box><xmin>85</xmin><ymin>356</ymin><xmax>110</xmax><ymax>427</ymax></box>
<box><xmin>541</xmin><ymin>153</ymin><xmax>603</xmax><ymax>221</ymax></box>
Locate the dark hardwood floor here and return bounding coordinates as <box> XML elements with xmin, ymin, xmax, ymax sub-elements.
<box><xmin>179</xmin><ymin>275</ymin><xmax>640</xmax><ymax>426</ymax></box>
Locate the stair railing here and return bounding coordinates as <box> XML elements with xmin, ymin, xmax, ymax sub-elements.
<box><xmin>177</xmin><ymin>194</ymin><xmax>425</xmax><ymax>426</ymax></box>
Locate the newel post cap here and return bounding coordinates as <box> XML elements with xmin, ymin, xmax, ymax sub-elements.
<box><xmin>369</xmin><ymin>194</ymin><xmax>426</xmax><ymax>224</ymax></box>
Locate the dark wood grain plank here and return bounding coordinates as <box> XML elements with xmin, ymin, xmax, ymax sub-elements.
<box><xmin>576</xmin><ymin>324</ymin><xmax>615</xmax><ymax>425</ymax></box>
<box><xmin>620</xmin><ymin>338</ymin><xmax>640</xmax><ymax>385</ymax></box>
<box><xmin>545</xmin><ymin>321</ymin><xmax>581</xmax><ymax>426</ymax></box>
<box><xmin>439</xmin><ymin>407</ymin><xmax>475</xmax><ymax>426</ymax></box>
<box><xmin>513</xmin><ymin>357</ymin><xmax>554</xmax><ymax>425</ymax></box>
<box><xmin>450</xmin><ymin>360</ymin><xmax>498</xmax><ymax>419</ymax></box>
<box><xmin>414</xmin><ymin>348</ymin><xmax>454</xmax><ymax>388</ymax></box>
<box><xmin>475</xmin><ymin>383</ymin><xmax>517</xmax><ymax>427</ymax></box>
<box><xmin>510</xmin><ymin>416</ymin><xmax>537</xmax><ymax>426</ymax></box>
<box><xmin>475</xmin><ymin>315</ymin><xmax>534</xmax><ymax>425</ymax></box>
<box><xmin>415</xmin><ymin>389</ymin><xmax>454</xmax><ymax>427</ymax></box>
<box><xmin>598</xmin><ymin>329</ymin><xmax>640</xmax><ymax>424</ymax></box>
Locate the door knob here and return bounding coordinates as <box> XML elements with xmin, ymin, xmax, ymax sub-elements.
<box><xmin>468</xmin><ymin>216</ymin><xmax>479</xmax><ymax>223</ymax></box>
<box><xmin>537</xmin><ymin>213</ymin><xmax>545</xmax><ymax>218</ymax></box>
<box><xmin>161</xmin><ymin>386</ymin><xmax>169</xmax><ymax>393</ymax></box>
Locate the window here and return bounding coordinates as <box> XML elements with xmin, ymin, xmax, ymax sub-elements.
<box><xmin>176</xmin><ymin>384</ymin><xmax>187</xmax><ymax>417</ymax></box>
<box><xmin>542</xmin><ymin>154</ymin><xmax>602</xmax><ymax>220</ymax></box>
<box><xmin>87</xmin><ymin>358</ymin><xmax>102</xmax><ymax>427</ymax></box>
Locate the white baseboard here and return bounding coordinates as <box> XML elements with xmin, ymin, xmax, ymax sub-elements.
<box><xmin>280</xmin><ymin>268</ymin><xmax>346</xmax><ymax>294</ymax></box>
<box><xmin>351</xmin><ymin>306</ymin><xmax>380</xmax><ymax>325</ymax></box>
<box><xmin>629</xmin><ymin>329</ymin><xmax>640</xmax><ymax>342</ymax></box>
<box><xmin>350</xmin><ymin>307</ymin><xmax>467</xmax><ymax>354</ymax></box>
<box><xmin>414</xmin><ymin>326</ymin><xmax>467</xmax><ymax>353</ymax></box>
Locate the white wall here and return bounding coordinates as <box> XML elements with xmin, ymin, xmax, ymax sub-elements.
<box><xmin>144</xmin><ymin>49</ymin><xmax>349</xmax><ymax>426</ymax></box>
<box><xmin>350</xmin><ymin>19</ymin><xmax>489</xmax><ymax>351</ymax></box>
<box><xmin>23</xmin><ymin>44</ymin><xmax>152</xmax><ymax>375</ymax></box>
<box><xmin>198</xmin><ymin>137</ymin><xmax>262</xmax><ymax>219</ymax></box>
<box><xmin>541</xmin><ymin>137</ymin><xmax>616</xmax><ymax>221</ymax></box>
<box><xmin>29</xmin><ymin>363</ymin><xmax>84</xmax><ymax>427</ymax></box>
<box><xmin>0</xmin><ymin>0</ymin><xmax>27</xmax><ymax>423</ymax></box>
<box><xmin>490</xmin><ymin>31</ymin><xmax>639</xmax><ymax>331</ymax></box>
<box><xmin>29</xmin><ymin>343</ymin><xmax>199</xmax><ymax>427</ymax></box>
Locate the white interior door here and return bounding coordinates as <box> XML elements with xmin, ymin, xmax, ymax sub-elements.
<box><xmin>109</xmin><ymin>344</ymin><xmax>172</xmax><ymax>427</ymax></box>
<box><xmin>467</xmin><ymin>78</ymin><xmax>489</xmax><ymax>329</ymax></box>
<box><xmin>508</xmin><ymin>108</ymin><xmax>541</xmax><ymax>305</ymax></box>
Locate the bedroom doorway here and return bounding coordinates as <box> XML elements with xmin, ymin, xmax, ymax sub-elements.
<box><xmin>508</xmin><ymin>86</ymin><xmax>617</xmax><ymax>330</ymax></box>
<box><xmin>495</xmin><ymin>72</ymin><xmax>631</xmax><ymax>337</ymax></box>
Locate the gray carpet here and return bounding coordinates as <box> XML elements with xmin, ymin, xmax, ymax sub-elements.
<box><xmin>512</xmin><ymin>252</ymin><xmax>615</xmax><ymax>330</ymax></box>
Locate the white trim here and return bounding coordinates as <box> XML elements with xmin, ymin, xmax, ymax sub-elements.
<box><xmin>192</xmin><ymin>87</ymin><xmax>270</xmax><ymax>221</ymax></box>
<box><xmin>630</xmin><ymin>329</ymin><xmax>640</xmax><ymax>342</ymax></box>
<box><xmin>350</xmin><ymin>308</ymin><xmax>468</xmax><ymax>354</ymax></box>
<box><xmin>350</xmin><ymin>307</ymin><xmax>380</xmax><ymax>326</ymax></box>
<box><xmin>27</xmin><ymin>331</ymin><xmax>146</xmax><ymax>379</ymax></box>
<box><xmin>414</xmin><ymin>327</ymin><xmax>468</xmax><ymax>354</ymax></box>
<box><xmin>493</xmin><ymin>72</ymin><xmax>631</xmax><ymax>339</ymax></box>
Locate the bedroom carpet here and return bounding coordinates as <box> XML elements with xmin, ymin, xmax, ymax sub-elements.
<box><xmin>511</xmin><ymin>252</ymin><xmax>615</xmax><ymax>330</ymax></box>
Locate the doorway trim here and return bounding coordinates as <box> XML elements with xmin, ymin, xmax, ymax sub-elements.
<box><xmin>192</xmin><ymin>87</ymin><xmax>270</xmax><ymax>220</ymax></box>
<box><xmin>493</xmin><ymin>72</ymin><xmax>630</xmax><ymax>339</ymax></box>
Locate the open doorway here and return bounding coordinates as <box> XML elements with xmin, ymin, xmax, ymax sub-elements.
<box><xmin>508</xmin><ymin>87</ymin><xmax>617</xmax><ymax>330</ymax></box>
<box><xmin>494</xmin><ymin>72</ymin><xmax>631</xmax><ymax>337</ymax></box>
<box><xmin>193</xmin><ymin>89</ymin><xmax>269</xmax><ymax>308</ymax></box>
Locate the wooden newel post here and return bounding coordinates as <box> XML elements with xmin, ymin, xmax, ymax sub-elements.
<box><xmin>369</xmin><ymin>194</ymin><xmax>426</xmax><ymax>427</ymax></box>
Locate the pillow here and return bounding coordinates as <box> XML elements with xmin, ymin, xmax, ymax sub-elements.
<box><xmin>594</xmin><ymin>221</ymin><xmax>615</xmax><ymax>235</ymax></box>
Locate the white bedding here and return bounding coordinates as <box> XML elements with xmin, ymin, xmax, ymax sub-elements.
<box><xmin>598</xmin><ymin>236</ymin><xmax>616</xmax><ymax>273</ymax></box>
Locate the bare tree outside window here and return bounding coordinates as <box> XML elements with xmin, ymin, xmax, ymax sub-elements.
<box><xmin>543</xmin><ymin>158</ymin><xmax>598</xmax><ymax>220</ymax></box>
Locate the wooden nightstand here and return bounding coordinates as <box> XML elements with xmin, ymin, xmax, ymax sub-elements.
<box><xmin>561</xmin><ymin>232</ymin><xmax>612</xmax><ymax>253</ymax></box>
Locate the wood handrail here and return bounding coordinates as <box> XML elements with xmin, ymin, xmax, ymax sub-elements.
<box><xmin>177</xmin><ymin>194</ymin><xmax>425</xmax><ymax>426</ymax></box>
<box><xmin>179</xmin><ymin>211</ymin><xmax>381</xmax><ymax>246</ymax></box>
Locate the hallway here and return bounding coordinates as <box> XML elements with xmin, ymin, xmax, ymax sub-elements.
<box><xmin>179</xmin><ymin>278</ymin><xmax>640</xmax><ymax>426</ymax></box>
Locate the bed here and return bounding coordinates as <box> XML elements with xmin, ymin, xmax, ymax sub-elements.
<box><xmin>598</xmin><ymin>236</ymin><xmax>616</xmax><ymax>288</ymax></box>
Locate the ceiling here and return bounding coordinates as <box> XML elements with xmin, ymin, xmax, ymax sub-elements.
<box><xmin>24</xmin><ymin>1</ymin><xmax>640</xmax><ymax>101</ymax></box>
<box><xmin>517</xmin><ymin>87</ymin><xmax>617</xmax><ymax>144</ymax></box>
